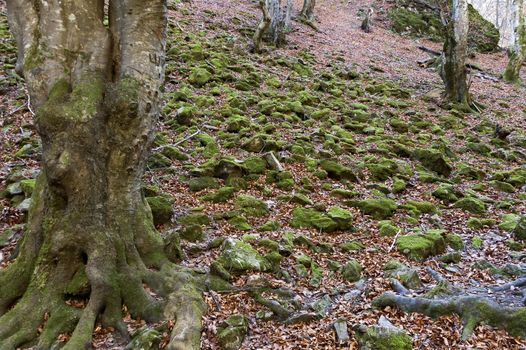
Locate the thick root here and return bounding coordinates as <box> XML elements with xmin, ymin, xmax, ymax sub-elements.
<box><xmin>373</xmin><ymin>292</ymin><xmax>526</xmax><ymax>340</ymax></box>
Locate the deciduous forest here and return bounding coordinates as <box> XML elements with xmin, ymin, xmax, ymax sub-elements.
<box><xmin>0</xmin><ymin>0</ymin><xmax>525</xmax><ymax>349</ymax></box>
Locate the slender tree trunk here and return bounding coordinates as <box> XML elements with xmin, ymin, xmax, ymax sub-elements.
<box><xmin>2</xmin><ymin>1</ymin><xmax>204</xmax><ymax>349</ymax></box>
<box><xmin>300</xmin><ymin>0</ymin><xmax>316</xmax><ymax>21</ymax></box>
<box><xmin>503</xmin><ymin>0</ymin><xmax>526</xmax><ymax>83</ymax></box>
<box><xmin>253</xmin><ymin>0</ymin><xmax>272</xmax><ymax>52</ymax></box>
<box><xmin>441</xmin><ymin>0</ymin><xmax>470</xmax><ymax>107</ymax></box>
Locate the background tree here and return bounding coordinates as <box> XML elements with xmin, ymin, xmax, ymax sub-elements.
<box><xmin>2</xmin><ymin>1</ymin><xmax>204</xmax><ymax>349</ymax></box>
<box><xmin>440</xmin><ymin>0</ymin><xmax>471</xmax><ymax>107</ymax></box>
<box><xmin>253</xmin><ymin>0</ymin><xmax>292</xmax><ymax>52</ymax></box>
<box><xmin>503</xmin><ymin>0</ymin><xmax>526</xmax><ymax>83</ymax></box>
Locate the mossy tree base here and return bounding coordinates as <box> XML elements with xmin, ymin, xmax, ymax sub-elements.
<box><xmin>3</xmin><ymin>2</ymin><xmax>206</xmax><ymax>349</ymax></box>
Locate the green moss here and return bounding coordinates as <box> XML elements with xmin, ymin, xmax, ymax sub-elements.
<box><xmin>188</xmin><ymin>67</ymin><xmax>211</xmax><ymax>86</ymax></box>
<box><xmin>228</xmin><ymin>216</ymin><xmax>252</xmax><ymax>231</ymax></box>
<box><xmin>446</xmin><ymin>233</ymin><xmax>464</xmax><ymax>250</ymax></box>
<box><xmin>378</xmin><ymin>221</ymin><xmax>400</xmax><ymax>237</ymax></box>
<box><xmin>513</xmin><ymin>216</ymin><xmax>526</xmax><ymax>241</ymax></box>
<box><xmin>234</xmin><ymin>195</ymin><xmax>269</xmax><ymax>217</ymax></box>
<box><xmin>454</xmin><ymin>197</ymin><xmax>486</xmax><ymax>215</ymax></box>
<box><xmin>146</xmin><ymin>195</ymin><xmax>174</xmax><ymax>226</ymax></box>
<box><xmin>432</xmin><ymin>183</ymin><xmax>462</xmax><ymax>203</ymax></box>
<box><xmin>320</xmin><ymin>160</ymin><xmax>358</xmax><ymax>181</ymax></box>
<box><xmin>202</xmin><ymin>187</ymin><xmax>236</xmax><ymax>203</ymax></box>
<box><xmin>215</xmin><ymin>238</ymin><xmax>270</xmax><ymax>273</ymax></box>
<box><xmin>188</xmin><ymin>176</ymin><xmax>219</xmax><ymax>192</ymax></box>
<box><xmin>412</xmin><ymin>148</ymin><xmax>453</xmax><ymax>177</ymax></box>
<box><xmin>348</xmin><ymin>198</ymin><xmax>398</xmax><ymax>219</ymax></box>
<box><xmin>217</xmin><ymin>314</ymin><xmax>249</xmax><ymax>350</ymax></box>
<box><xmin>290</xmin><ymin>207</ymin><xmax>338</xmax><ymax>232</ymax></box>
<box><xmin>396</xmin><ymin>230</ymin><xmax>446</xmax><ymax>260</ymax></box>
<box><xmin>342</xmin><ymin>259</ymin><xmax>362</xmax><ymax>282</ymax></box>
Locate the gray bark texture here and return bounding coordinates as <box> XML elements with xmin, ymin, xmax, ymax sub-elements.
<box><xmin>503</xmin><ymin>0</ymin><xmax>526</xmax><ymax>83</ymax></box>
<box><xmin>441</xmin><ymin>0</ymin><xmax>471</xmax><ymax>107</ymax></box>
<box><xmin>2</xmin><ymin>1</ymin><xmax>205</xmax><ymax>349</ymax></box>
<box><xmin>253</xmin><ymin>0</ymin><xmax>292</xmax><ymax>52</ymax></box>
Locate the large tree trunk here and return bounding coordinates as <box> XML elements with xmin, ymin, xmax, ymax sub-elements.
<box><xmin>2</xmin><ymin>1</ymin><xmax>205</xmax><ymax>349</ymax></box>
<box><xmin>441</xmin><ymin>0</ymin><xmax>470</xmax><ymax>107</ymax></box>
<box><xmin>503</xmin><ymin>0</ymin><xmax>526</xmax><ymax>83</ymax></box>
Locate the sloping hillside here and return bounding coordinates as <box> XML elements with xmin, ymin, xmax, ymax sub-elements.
<box><xmin>1</xmin><ymin>0</ymin><xmax>526</xmax><ymax>349</ymax></box>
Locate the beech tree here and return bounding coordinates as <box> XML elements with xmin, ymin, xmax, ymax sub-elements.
<box><xmin>2</xmin><ymin>1</ymin><xmax>204</xmax><ymax>349</ymax></box>
<box><xmin>253</xmin><ymin>0</ymin><xmax>292</xmax><ymax>52</ymax></box>
<box><xmin>503</xmin><ymin>0</ymin><xmax>526</xmax><ymax>83</ymax></box>
<box><xmin>299</xmin><ymin>0</ymin><xmax>315</xmax><ymax>22</ymax></box>
<box><xmin>441</xmin><ymin>0</ymin><xmax>470</xmax><ymax>107</ymax></box>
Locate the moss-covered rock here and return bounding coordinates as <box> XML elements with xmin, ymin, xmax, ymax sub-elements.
<box><xmin>189</xmin><ymin>176</ymin><xmax>220</xmax><ymax>192</ymax></box>
<box><xmin>412</xmin><ymin>148</ymin><xmax>453</xmax><ymax>177</ymax></box>
<box><xmin>326</xmin><ymin>206</ymin><xmax>353</xmax><ymax>231</ymax></box>
<box><xmin>215</xmin><ymin>238</ymin><xmax>270</xmax><ymax>274</ymax></box>
<box><xmin>513</xmin><ymin>216</ymin><xmax>526</xmax><ymax>241</ymax></box>
<box><xmin>202</xmin><ymin>187</ymin><xmax>236</xmax><ymax>203</ymax></box>
<box><xmin>290</xmin><ymin>207</ymin><xmax>338</xmax><ymax>232</ymax></box>
<box><xmin>188</xmin><ymin>67</ymin><xmax>211</xmax><ymax>86</ymax></box>
<box><xmin>217</xmin><ymin>314</ymin><xmax>249</xmax><ymax>350</ymax></box>
<box><xmin>243</xmin><ymin>156</ymin><xmax>267</xmax><ymax>174</ymax></box>
<box><xmin>378</xmin><ymin>221</ymin><xmax>400</xmax><ymax>237</ymax></box>
<box><xmin>234</xmin><ymin>195</ymin><xmax>269</xmax><ymax>217</ymax></box>
<box><xmin>355</xmin><ymin>316</ymin><xmax>413</xmax><ymax>350</ymax></box>
<box><xmin>320</xmin><ymin>160</ymin><xmax>359</xmax><ymax>181</ymax></box>
<box><xmin>396</xmin><ymin>230</ymin><xmax>446</xmax><ymax>260</ymax></box>
<box><xmin>342</xmin><ymin>259</ymin><xmax>362</xmax><ymax>282</ymax></box>
<box><xmin>453</xmin><ymin>197</ymin><xmax>486</xmax><ymax>215</ymax></box>
<box><xmin>348</xmin><ymin>199</ymin><xmax>398</xmax><ymax>219</ymax></box>
<box><xmin>432</xmin><ymin>183</ymin><xmax>462</xmax><ymax>204</ymax></box>
<box><xmin>146</xmin><ymin>195</ymin><xmax>174</xmax><ymax>226</ymax></box>
<box><xmin>384</xmin><ymin>260</ymin><xmax>422</xmax><ymax>289</ymax></box>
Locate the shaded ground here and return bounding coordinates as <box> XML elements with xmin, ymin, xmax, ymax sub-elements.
<box><xmin>1</xmin><ymin>0</ymin><xmax>526</xmax><ymax>349</ymax></box>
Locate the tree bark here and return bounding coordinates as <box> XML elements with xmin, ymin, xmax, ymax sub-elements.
<box><xmin>441</xmin><ymin>0</ymin><xmax>471</xmax><ymax>107</ymax></box>
<box><xmin>503</xmin><ymin>0</ymin><xmax>526</xmax><ymax>83</ymax></box>
<box><xmin>300</xmin><ymin>0</ymin><xmax>316</xmax><ymax>22</ymax></box>
<box><xmin>2</xmin><ymin>1</ymin><xmax>205</xmax><ymax>349</ymax></box>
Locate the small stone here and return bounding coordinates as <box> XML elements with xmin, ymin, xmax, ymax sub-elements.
<box><xmin>333</xmin><ymin>319</ymin><xmax>350</xmax><ymax>345</ymax></box>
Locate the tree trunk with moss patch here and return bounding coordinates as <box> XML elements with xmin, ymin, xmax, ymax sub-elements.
<box><xmin>2</xmin><ymin>1</ymin><xmax>205</xmax><ymax>349</ymax></box>
<box><xmin>441</xmin><ymin>0</ymin><xmax>470</xmax><ymax>106</ymax></box>
<box><xmin>503</xmin><ymin>0</ymin><xmax>526</xmax><ymax>83</ymax></box>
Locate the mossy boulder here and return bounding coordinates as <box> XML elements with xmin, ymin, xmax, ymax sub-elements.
<box><xmin>146</xmin><ymin>195</ymin><xmax>174</xmax><ymax>226</ymax></box>
<box><xmin>355</xmin><ymin>316</ymin><xmax>413</xmax><ymax>350</ymax></box>
<box><xmin>378</xmin><ymin>221</ymin><xmax>400</xmax><ymax>237</ymax></box>
<box><xmin>412</xmin><ymin>148</ymin><xmax>453</xmax><ymax>177</ymax></box>
<box><xmin>290</xmin><ymin>207</ymin><xmax>338</xmax><ymax>232</ymax></box>
<box><xmin>432</xmin><ymin>183</ymin><xmax>462</xmax><ymax>203</ymax></box>
<box><xmin>348</xmin><ymin>199</ymin><xmax>398</xmax><ymax>219</ymax></box>
<box><xmin>384</xmin><ymin>260</ymin><xmax>422</xmax><ymax>289</ymax></box>
<box><xmin>513</xmin><ymin>216</ymin><xmax>526</xmax><ymax>241</ymax></box>
<box><xmin>326</xmin><ymin>206</ymin><xmax>353</xmax><ymax>231</ymax></box>
<box><xmin>189</xmin><ymin>176</ymin><xmax>220</xmax><ymax>192</ymax></box>
<box><xmin>188</xmin><ymin>67</ymin><xmax>211</xmax><ymax>86</ymax></box>
<box><xmin>217</xmin><ymin>314</ymin><xmax>249</xmax><ymax>350</ymax></box>
<box><xmin>215</xmin><ymin>238</ymin><xmax>270</xmax><ymax>274</ymax></box>
<box><xmin>202</xmin><ymin>187</ymin><xmax>236</xmax><ymax>203</ymax></box>
<box><xmin>453</xmin><ymin>197</ymin><xmax>486</xmax><ymax>215</ymax></box>
<box><xmin>342</xmin><ymin>259</ymin><xmax>362</xmax><ymax>282</ymax></box>
<box><xmin>234</xmin><ymin>195</ymin><xmax>269</xmax><ymax>217</ymax></box>
<box><xmin>320</xmin><ymin>160</ymin><xmax>358</xmax><ymax>181</ymax></box>
<box><xmin>242</xmin><ymin>156</ymin><xmax>267</xmax><ymax>174</ymax></box>
<box><xmin>368</xmin><ymin>158</ymin><xmax>399</xmax><ymax>181</ymax></box>
<box><xmin>291</xmin><ymin>206</ymin><xmax>353</xmax><ymax>232</ymax></box>
<box><xmin>396</xmin><ymin>230</ymin><xmax>446</xmax><ymax>260</ymax></box>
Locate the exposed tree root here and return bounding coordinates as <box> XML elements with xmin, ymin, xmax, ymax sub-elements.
<box><xmin>374</xmin><ymin>274</ymin><xmax>526</xmax><ymax>340</ymax></box>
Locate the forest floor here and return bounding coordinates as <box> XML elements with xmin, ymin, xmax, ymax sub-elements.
<box><xmin>1</xmin><ymin>0</ymin><xmax>526</xmax><ymax>349</ymax></box>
